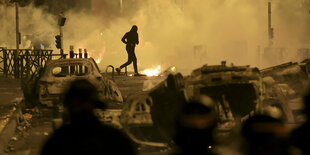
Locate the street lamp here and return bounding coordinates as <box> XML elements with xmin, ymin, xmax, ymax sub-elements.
<box><xmin>10</xmin><ymin>0</ymin><xmax>20</xmax><ymax>51</ymax></box>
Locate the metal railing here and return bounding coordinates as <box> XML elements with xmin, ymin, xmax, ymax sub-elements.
<box><xmin>0</xmin><ymin>48</ymin><xmax>67</xmax><ymax>78</ymax></box>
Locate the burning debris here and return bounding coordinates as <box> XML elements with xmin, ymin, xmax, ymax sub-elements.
<box><xmin>141</xmin><ymin>65</ymin><xmax>161</xmax><ymax>77</ymax></box>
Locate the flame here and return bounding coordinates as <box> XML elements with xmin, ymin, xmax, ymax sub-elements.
<box><xmin>142</xmin><ymin>65</ymin><xmax>161</xmax><ymax>76</ymax></box>
<box><xmin>75</xmin><ymin>43</ymin><xmax>105</xmax><ymax>64</ymax></box>
<box><xmin>95</xmin><ymin>57</ymin><xmax>101</xmax><ymax>64</ymax></box>
<box><xmin>92</xmin><ymin>50</ymin><xmax>105</xmax><ymax>64</ymax></box>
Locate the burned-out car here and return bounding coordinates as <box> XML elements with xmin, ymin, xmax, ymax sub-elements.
<box><xmin>39</xmin><ymin>58</ymin><xmax>123</xmax><ymax>108</ymax></box>
<box><xmin>186</xmin><ymin>62</ymin><xmax>264</xmax><ymax>132</ymax></box>
<box><xmin>120</xmin><ymin>62</ymin><xmax>264</xmax><ymax>147</ymax></box>
<box><xmin>120</xmin><ymin>93</ymin><xmax>162</xmax><ymax>147</ymax></box>
<box><xmin>120</xmin><ymin>73</ymin><xmax>187</xmax><ymax>147</ymax></box>
<box><xmin>261</xmin><ymin>61</ymin><xmax>308</xmax><ymax>123</ymax></box>
<box><xmin>261</xmin><ymin>62</ymin><xmax>308</xmax><ymax>96</ymax></box>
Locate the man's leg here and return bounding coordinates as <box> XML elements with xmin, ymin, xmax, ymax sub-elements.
<box><xmin>120</xmin><ymin>54</ymin><xmax>132</xmax><ymax>69</ymax></box>
<box><xmin>122</xmin><ymin>45</ymin><xmax>134</xmax><ymax>68</ymax></box>
<box><xmin>132</xmin><ymin>53</ymin><xmax>138</xmax><ymax>74</ymax></box>
<box><xmin>131</xmin><ymin>47</ymin><xmax>143</xmax><ymax>76</ymax></box>
<box><xmin>116</xmin><ymin>45</ymin><xmax>133</xmax><ymax>74</ymax></box>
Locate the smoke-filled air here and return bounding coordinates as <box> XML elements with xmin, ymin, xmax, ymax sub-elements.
<box><xmin>1</xmin><ymin>0</ymin><xmax>310</xmax><ymax>74</ymax></box>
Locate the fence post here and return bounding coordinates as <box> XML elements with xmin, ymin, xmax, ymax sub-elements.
<box><xmin>0</xmin><ymin>48</ymin><xmax>2</xmax><ymax>75</ymax></box>
<box><xmin>78</xmin><ymin>49</ymin><xmax>83</xmax><ymax>74</ymax></box>
<box><xmin>84</xmin><ymin>49</ymin><xmax>88</xmax><ymax>73</ymax></box>
<box><xmin>25</xmin><ymin>50</ymin><xmax>30</xmax><ymax>78</ymax></box>
<box><xmin>13</xmin><ymin>49</ymin><xmax>19</xmax><ymax>78</ymax></box>
<box><xmin>49</xmin><ymin>50</ymin><xmax>53</xmax><ymax>61</ymax></box>
<box><xmin>84</xmin><ymin>49</ymin><xmax>88</xmax><ymax>58</ymax></box>
<box><xmin>20</xmin><ymin>55</ymin><xmax>24</xmax><ymax>79</ymax></box>
<box><xmin>3</xmin><ymin>48</ymin><xmax>7</xmax><ymax>77</ymax></box>
<box><xmin>70</xmin><ymin>46</ymin><xmax>74</xmax><ymax>58</ymax></box>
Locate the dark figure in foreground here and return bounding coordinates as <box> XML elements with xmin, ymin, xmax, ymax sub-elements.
<box><xmin>41</xmin><ymin>79</ymin><xmax>136</xmax><ymax>155</ymax></box>
<box><xmin>173</xmin><ymin>100</ymin><xmax>217</xmax><ymax>155</ymax></box>
<box><xmin>116</xmin><ymin>25</ymin><xmax>141</xmax><ymax>76</ymax></box>
<box><xmin>241</xmin><ymin>115</ymin><xmax>290</xmax><ymax>155</ymax></box>
<box><xmin>291</xmin><ymin>90</ymin><xmax>310</xmax><ymax>155</ymax></box>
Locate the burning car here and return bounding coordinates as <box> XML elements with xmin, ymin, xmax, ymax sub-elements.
<box><xmin>39</xmin><ymin>58</ymin><xmax>123</xmax><ymax>108</ymax></box>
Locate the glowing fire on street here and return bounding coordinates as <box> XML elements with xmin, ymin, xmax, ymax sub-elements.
<box><xmin>142</xmin><ymin>65</ymin><xmax>161</xmax><ymax>76</ymax></box>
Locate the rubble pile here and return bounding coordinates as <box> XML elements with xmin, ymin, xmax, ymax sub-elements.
<box><xmin>5</xmin><ymin>101</ymin><xmax>40</xmax><ymax>153</ymax></box>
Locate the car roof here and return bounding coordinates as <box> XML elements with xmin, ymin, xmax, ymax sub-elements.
<box><xmin>45</xmin><ymin>58</ymin><xmax>101</xmax><ymax>72</ymax></box>
<box><xmin>46</xmin><ymin>58</ymin><xmax>94</xmax><ymax>64</ymax></box>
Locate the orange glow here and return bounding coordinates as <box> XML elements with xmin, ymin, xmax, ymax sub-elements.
<box><xmin>92</xmin><ymin>49</ymin><xmax>105</xmax><ymax>64</ymax></box>
<box><xmin>95</xmin><ymin>57</ymin><xmax>101</xmax><ymax>64</ymax></box>
<box><xmin>142</xmin><ymin>65</ymin><xmax>161</xmax><ymax>76</ymax></box>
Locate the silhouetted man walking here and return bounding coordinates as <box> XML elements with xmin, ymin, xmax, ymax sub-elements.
<box><xmin>116</xmin><ymin>25</ymin><xmax>141</xmax><ymax>76</ymax></box>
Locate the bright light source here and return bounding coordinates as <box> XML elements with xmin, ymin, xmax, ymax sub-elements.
<box><xmin>142</xmin><ymin>65</ymin><xmax>161</xmax><ymax>76</ymax></box>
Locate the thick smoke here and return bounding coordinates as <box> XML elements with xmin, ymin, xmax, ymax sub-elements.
<box><xmin>1</xmin><ymin>0</ymin><xmax>310</xmax><ymax>74</ymax></box>
<box><xmin>103</xmin><ymin>0</ymin><xmax>310</xmax><ymax>72</ymax></box>
<box><xmin>0</xmin><ymin>3</ymin><xmax>57</xmax><ymax>49</ymax></box>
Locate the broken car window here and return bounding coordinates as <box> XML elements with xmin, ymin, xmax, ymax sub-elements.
<box><xmin>51</xmin><ymin>63</ymin><xmax>90</xmax><ymax>77</ymax></box>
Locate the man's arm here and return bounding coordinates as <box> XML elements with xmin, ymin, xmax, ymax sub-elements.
<box><xmin>121</xmin><ymin>33</ymin><xmax>128</xmax><ymax>44</ymax></box>
<box><xmin>136</xmin><ymin>33</ymin><xmax>139</xmax><ymax>45</ymax></box>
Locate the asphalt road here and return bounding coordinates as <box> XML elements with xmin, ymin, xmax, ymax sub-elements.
<box><xmin>0</xmin><ymin>75</ymin><xmax>23</xmax><ymax>129</ymax></box>
<box><xmin>0</xmin><ymin>75</ymin><xmax>23</xmax><ymax>154</ymax></box>
<box><xmin>0</xmin><ymin>76</ymin><xmax>22</xmax><ymax>112</ymax></box>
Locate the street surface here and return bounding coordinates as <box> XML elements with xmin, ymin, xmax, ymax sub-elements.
<box><xmin>0</xmin><ymin>75</ymin><xmax>23</xmax><ymax>131</ymax></box>
<box><xmin>0</xmin><ymin>75</ymin><xmax>23</xmax><ymax>154</ymax></box>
